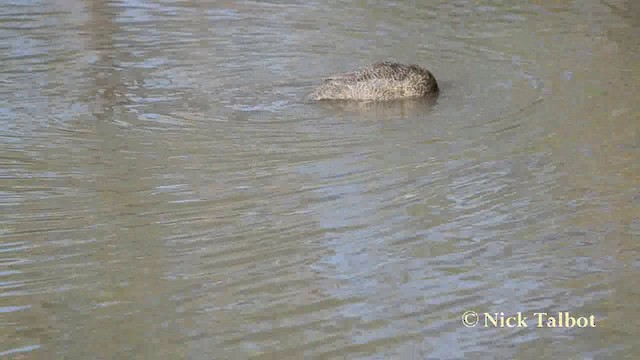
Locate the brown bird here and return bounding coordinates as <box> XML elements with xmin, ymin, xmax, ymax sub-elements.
<box><xmin>308</xmin><ymin>61</ymin><xmax>439</xmax><ymax>101</ymax></box>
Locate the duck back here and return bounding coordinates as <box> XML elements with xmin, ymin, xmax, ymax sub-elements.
<box><xmin>308</xmin><ymin>61</ymin><xmax>438</xmax><ymax>101</ymax></box>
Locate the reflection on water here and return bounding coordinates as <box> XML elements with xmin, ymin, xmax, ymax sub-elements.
<box><xmin>1</xmin><ymin>0</ymin><xmax>638</xmax><ymax>358</ymax></box>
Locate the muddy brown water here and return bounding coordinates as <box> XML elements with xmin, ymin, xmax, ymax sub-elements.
<box><xmin>1</xmin><ymin>0</ymin><xmax>639</xmax><ymax>358</ymax></box>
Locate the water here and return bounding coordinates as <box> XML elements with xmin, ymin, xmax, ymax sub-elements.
<box><xmin>1</xmin><ymin>0</ymin><xmax>639</xmax><ymax>358</ymax></box>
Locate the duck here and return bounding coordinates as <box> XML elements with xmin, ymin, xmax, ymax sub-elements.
<box><xmin>308</xmin><ymin>61</ymin><xmax>438</xmax><ymax>101</ymax></box>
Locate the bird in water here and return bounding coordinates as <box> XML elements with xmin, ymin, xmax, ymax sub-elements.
<box><xmin>308</xmin><ymin>61</ymin><xmax>438</xmax><ymax>101</ymax></box>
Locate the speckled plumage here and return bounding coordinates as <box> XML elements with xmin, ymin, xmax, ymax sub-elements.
<box><xmin>308</xmin><ymin>61</ymin><xmax>439</xmax><ymax>101</ymax></box>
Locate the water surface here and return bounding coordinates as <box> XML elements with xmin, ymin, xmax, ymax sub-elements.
<box><xmin>1</xmin><ymin>0</ymin><xmax>639</xmax><ymax>358</ymax></box>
